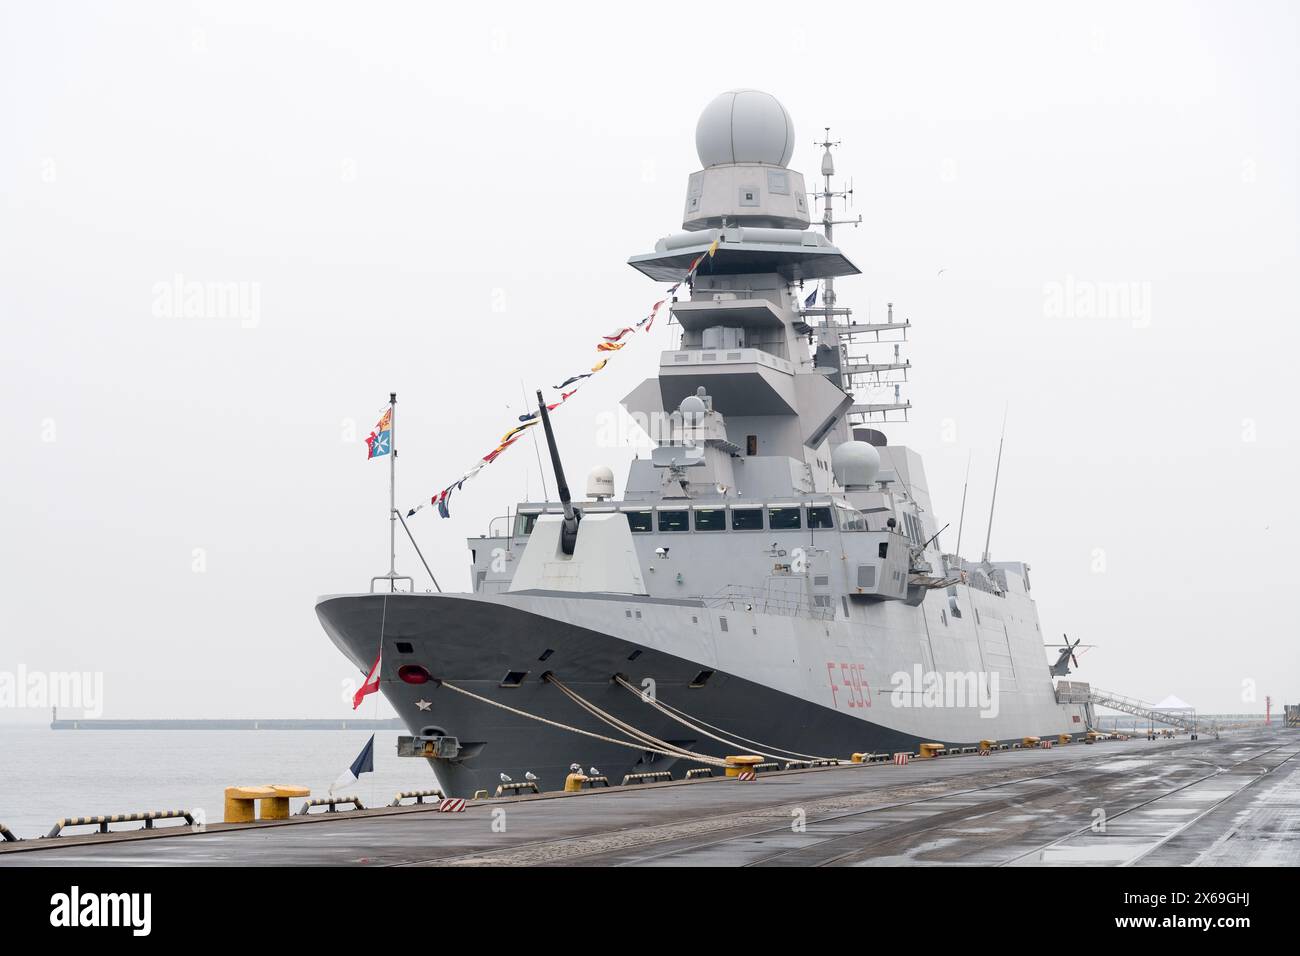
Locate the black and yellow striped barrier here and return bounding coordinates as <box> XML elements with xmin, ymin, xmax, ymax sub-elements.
<box><xmin>47</xmin><ymin>809</ymin><xmax>195</xmax><ymax>839</ymax></box>
<box><xmin>622</xmin><ymin>770</ymin><xmax>673</xmax><ymax>785</ymax></box>
<box><xmin>583</xmin><ymin>775</ymin><xmax>610</xmax><ymax>787</ymax></box>
<box><xmin>295</xmin><ymin>796</ymin><xmax>365</xmax><ymax>815</ymax></box>
<box><xmin>389</xmin><ymin>788</ymin><xmax>446</xmax><ymax>807</ymax></box>
<box><xmin>754</xmin><ymin>762</ymin><xmax>781</xmax><ymax>774</ymax></box>
<box><xmin>685</xmin><ymin>768</ymin><xmax>714</xmax><ymax>779</ymax></box>
<box><xmin>495</xmin><ymin>781</ymin><xmax>541</xmax><ymax>797</ymax></box>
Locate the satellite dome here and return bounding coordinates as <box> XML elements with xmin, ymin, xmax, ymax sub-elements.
<box><xmin>695</xmin><ymin>89</ymin><xmax>795</xmax><ymax>168</ymax></box>
<box><xmin>586</xmin><ymin>464</ymin><xmax>615</xmax><ymax>500</ymax></box>
<box><xmin>831</xmin><ymin>441</ymin><xmax>881</xmax><ymax>489</ymax></box>
<box><xmin>679</xmin><ymin>394</ymin><xmax>707</xmax><ymax>424</ymax></box>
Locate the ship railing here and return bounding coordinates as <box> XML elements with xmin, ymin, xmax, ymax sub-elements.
<box><xmin>703</xmin><ymin>585</ymin><xmax>834</xmax><ymax>621</ymax></box>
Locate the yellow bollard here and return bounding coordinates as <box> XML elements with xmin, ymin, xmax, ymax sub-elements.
<box><xmin>979</xmin><ymin>739</ymin><xmax>997</xmax><ymax>751</ymax></box>
<box><xmin>1058</xmin><ymin>734</ymin><xmax>1071</xmax><ymax>746</ymax></box>
<box><xmin>851</xmin><ymin>752</ymin><xmax>867</xmax><ymax>763</ymax></box>
<box><xmin>724</xmin><ymin>755</ymin><xmax>763</xmax><ymax>778</ymax></box>
<box><xmin>260</xmin><ymin>784</ymin><xmax>311</xmax><ymax>820</ymax></box>
<box><xmin>1022</xmin><ymin>736</ymin><xmax>1041</xmax><ymax>749</ymax></box>
<box><xmin>563</xmin><ymin>773</ymin><xmax>589</xmax><ymax>792</ymax></box>
<box><xmin>918</xmin><ymin>742</ymin><xmax>945</xmax><ymax>758</ymax></box>
<box><xmin>223</xmin><ymin>786</ymin><xmax>275</xmax><ymax>823</ymax></box>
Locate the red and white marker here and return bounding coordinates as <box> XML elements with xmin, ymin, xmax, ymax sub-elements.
<box><xmin>437</xmin><ymin>798</ymin><xmax>467</xmax><ymax>813</ymax></box>
<box><xmin>893</xmin><ymin>752</ymin><xmax>910</xmax><ymax>766</ymax></box>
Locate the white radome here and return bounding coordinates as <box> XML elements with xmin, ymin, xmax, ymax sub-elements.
<box><xmin>586</xmin><ymin>465</ymin><xmax>615</xmax><ymax>500</ymax></box>
<box><xmin>831</xmin><ymin>441</ymin><xmax>881</xmax><ymax>489</ymax></box>
<box><xmin>678</xmin><ymin>393</ymin><xmax>707</xmax><ymax>423</ymax></box>
<box><xmin>695</xmin><ymin>89</ymin><xmax>795</xmax><ymax>168</ymax></box>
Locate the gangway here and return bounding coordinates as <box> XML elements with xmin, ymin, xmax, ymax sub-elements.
<box><xmin>1088</xmin><ymin>687</ymin><xmax>1209</xmax><ymax>734</ymax></box>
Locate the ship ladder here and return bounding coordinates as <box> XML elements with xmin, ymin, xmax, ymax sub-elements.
<box><xmin>437</xmin><ymin>680</ymin><xmax>729</xmax><ymax>769</ymax></box>
<box><xmin>612</xmin><ymin>675</ymin><xmax>838</xmax><ymax>765</ymax></box>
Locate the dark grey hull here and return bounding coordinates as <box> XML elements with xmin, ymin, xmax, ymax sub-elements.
<box><xmin>317</xmin><ymin>592</ymin><xmax>1076</xmax><ymax>797</ymax></box>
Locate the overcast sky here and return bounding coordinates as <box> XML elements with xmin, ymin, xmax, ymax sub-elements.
<box><xmin>1</xmin><ymin>0</ymin><xmax>1296</xmax><ymax>719</ymax></box>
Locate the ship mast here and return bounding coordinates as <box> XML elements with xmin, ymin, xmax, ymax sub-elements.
<box><xmin>807</xmin><ymin>130</ymin><xmax>911</xmax><ymax>440</ymax></box>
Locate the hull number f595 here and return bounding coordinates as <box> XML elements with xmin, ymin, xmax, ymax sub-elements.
<box><xmin>827</xmin><ymin>662</ymin><xmax>871</xmax><ymax>710</ymax></box>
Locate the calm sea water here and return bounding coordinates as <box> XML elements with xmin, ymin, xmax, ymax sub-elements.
<box><xmin>0</xmin><ymin>727</ymin><xmax>443</xmax><ymax>839</ymax></box>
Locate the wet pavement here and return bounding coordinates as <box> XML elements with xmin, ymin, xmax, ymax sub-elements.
<box><xmin>2</xmin><ymin>729</ymin><xmax>1293</xmax><ymax>866</ymax></box>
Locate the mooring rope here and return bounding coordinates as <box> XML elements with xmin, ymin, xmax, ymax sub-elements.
<box><xmin>613</xmin><ymin>675</ymin><xmax>834</xmax><ymax>763</ymax></box>
<box><xmin>437</xmin><ymin>680</ymin><xmax>728</xmax><ymax>768</ymax></box>
<box><xmin>544</xmin><ymin>676</ymin><xmax>730</xmax><ymax>768</ymax></box>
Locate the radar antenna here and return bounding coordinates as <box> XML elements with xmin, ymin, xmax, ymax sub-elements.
<box><xmin>803</xmin><ymin>129</ymin><xmax>910</xmax><ymax>435</ymax></box>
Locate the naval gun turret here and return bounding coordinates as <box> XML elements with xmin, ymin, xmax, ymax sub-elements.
<box><xmin>535</xmin><ymin>388</ymin><xmax>580</xmax><ymax>555</ymax></box>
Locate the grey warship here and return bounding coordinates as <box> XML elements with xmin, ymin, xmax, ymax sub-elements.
<box><xmin>317</xmin><ymin>89</ymin><xmax>1093</xmax><ymax>797</ymax></box>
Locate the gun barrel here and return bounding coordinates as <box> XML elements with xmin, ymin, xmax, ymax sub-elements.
<box><xmin>535</xmin><ymin>390</ymin><xmax>576</xmax><ymax>526</ymax></box>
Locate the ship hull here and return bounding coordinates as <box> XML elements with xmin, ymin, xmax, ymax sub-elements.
<box><xmin>317</xmin><ymin>590</ymin><xmax>1089</xmax><ymax>798</ymax></box>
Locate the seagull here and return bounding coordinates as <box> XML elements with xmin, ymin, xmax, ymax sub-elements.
<box><xmin>569</xmin><ymin>762</ymin><xmax>582</xmax><ymax>773</ymax></box>
<box><xmin>937</xmin><ymin>268</ymin><xmax>947</xmax><ymax>277</ymax></box>
<box><xmin>525</xmin><ymin>771</ymin><xmax>537</xmax><ymax>782</ymax></box>
<box><xmin>589</xmin><ymin>767</ymin><xmax>601</xmax><ymax>777</ymax></box>
<box><xmin>499</xmin><ymin>773</ymin><xmax>512</xmax><ymax>783</ymax></box>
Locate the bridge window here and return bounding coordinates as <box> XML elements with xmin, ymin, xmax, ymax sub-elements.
<box><xmin>657</xmin><ymin>510</ymin><xmax>689</xmax><ymax>532</ymax></box>
<box><xmin>746</xmin><ymin>435</ymin><xmax>758</xmax><ymax>456</ymax></box>
<box><xmin>767</xmin><ymin>507</ymin><xmax>801</xmax><ymax>530</ymax></box>
<box><xmin>626</xmin><ymin>511</ymin><xmax>652</xmax><ymax>533</ymax></box>
<box><xmin>807</xmin><ymin>506</ymin><xmax>834</xmax><ymax>529</ymax></box>
<box><xmin>835</xmin><ymin>504</ymin><xmax>868</xmax><ymax>531</ymax></box>
<box><xmin>731</xmin><ymin>508</ymin><xmax>763</xmax><ymax>530</ymax></box>
<box><xmin>514</xmin><ymin>513</ymin><xmax>538</xmax><ymax>536</ymax></box>
<box><xmin>693</xmin><ymin>508</ymin><xmax>726</xmax><ymax>531</ymax></box>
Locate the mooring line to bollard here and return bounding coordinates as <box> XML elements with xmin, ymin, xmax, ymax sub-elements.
<box><xmin>545</xmin><ymin>675</ymin><xmax>730</xmax><ymax>768</ymax></box>
<box><xmin>613</xmin><ymin>674</ymin><xmax>836</xmax><ymax>764</ymax></box>
<box><xmin>438</xmin><ymin>679</ymin><xmax>728</xmax><ymax>768</ymax></box>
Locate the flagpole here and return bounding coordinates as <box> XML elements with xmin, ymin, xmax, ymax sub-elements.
<box><xmin>388</xmin><ymin>391</ymin><xmax>397</xmax><ymax>592</ymax></box>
